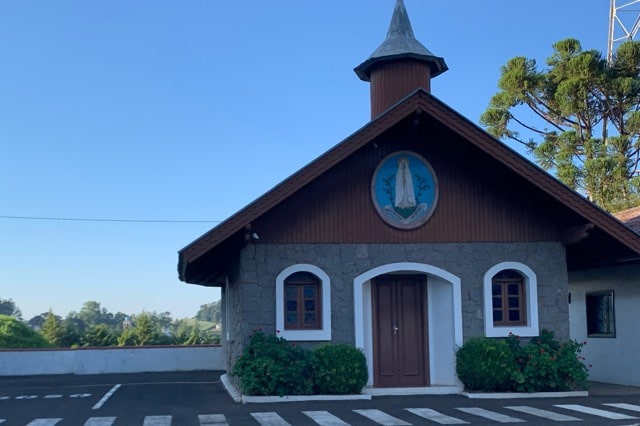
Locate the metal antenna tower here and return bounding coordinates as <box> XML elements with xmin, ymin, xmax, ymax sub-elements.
<box><xmin>608</xmin><ymin>0</ymin><xmax>640</xmax><ymax>64</ymax></box>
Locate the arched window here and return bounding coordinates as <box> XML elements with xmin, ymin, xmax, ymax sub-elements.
<box><xmin>483</xmin><ymin>262</ymin><xmax>539</xmax><ymax>337</ymax></box>
<box><xmin>491</xmin><ymin>270</ymin><xmax>526</xmax><ymax>326</ymax></box>
<box><xmin>284</xmin><ymin>272</ymin><xmax>321</xmax><ymax>330</ymax></box>
<box><xmin>276</xmin><ymin>264</ymin><xmax>331</xmax><ymax>341</ymax></box>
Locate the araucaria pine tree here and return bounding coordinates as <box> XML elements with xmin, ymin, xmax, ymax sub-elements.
<box><xmin>482</xmin><ymin>38</ymin><xmax>640</xmax><ymax>212</ymax></box>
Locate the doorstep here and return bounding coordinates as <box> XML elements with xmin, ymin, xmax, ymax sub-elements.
<box><xmin>363</xmin><ymin>385</ymin><xmax>462</xmax><ymax>396</ymax></box>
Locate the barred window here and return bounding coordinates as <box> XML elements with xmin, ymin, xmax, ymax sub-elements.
<box><xmin>586</xmin><ymin>290</ymin><xmax>615</xmax><ymax>337</ymax></box>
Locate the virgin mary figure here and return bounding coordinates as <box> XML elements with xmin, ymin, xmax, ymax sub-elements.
<box><xmin>394</xmin><ymin>157</ymin><xmax>416</xmax><ymax>209</ymax></box>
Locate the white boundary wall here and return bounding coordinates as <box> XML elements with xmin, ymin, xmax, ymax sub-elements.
<box><xmin>0</xmin><ymin>345</ymin><xmax>224</xmax><ymax>376</ymax></box>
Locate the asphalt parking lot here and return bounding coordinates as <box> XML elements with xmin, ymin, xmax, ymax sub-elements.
<box><xmin>0</xmin><ymin>371</ymin><xmax>227</xmax><ymax>425</ymax></box>
<box><xmin>1</xmin><ymin>371</ymin><xmax>640</xmax><ymax>425</ymax></box>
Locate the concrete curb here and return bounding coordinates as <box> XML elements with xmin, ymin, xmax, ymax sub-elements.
<box><xmin>462</xmin><ymin>390</ymin><xmax>589</xmax><ymax>399</ymax></box>
<box><xmin>220</xmin><ymin>374</ymin><xmax>372</xmax><ymax>404</ymax></box>
<box><xmin>242</xmin><ymin>394</ymin><xmax>372</xmax><ymax>403</ymax></box>
<box><xmin>220</xmin><ymin>374</ymin><xmax>242</xmax><ymax>403</ymax></box>
<box><xmin>221</xmin><ymin>373</ymin><xmax>590</xmax><ymax>403</ymax></box>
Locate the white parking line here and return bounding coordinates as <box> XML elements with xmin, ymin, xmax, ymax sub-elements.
<box><xmin>143</xmin><ymin>415</ymin><xmax>172</xmax><ymax>425</ymax></box>
<box><xmin>406</xmin><ymin>407</ymin><xmax>469</xmax><ymax>424</ymax></box>
<box><xmin>353</xmin><ymin>409</ymin><xmax>411</xmax><ymax>425</ymax></box>
<box><xmin>26</xmin><ymin>419</ymin><xmax>62</xmax><ymax>426</ymax></box>
<box><xmin>555</xmin><ymin>404</ymin><xmax>639</xmax><ymax>420</ymax></box>
<box><xmin>251</xmin><ymin>412</ymin><xmax>292</xmax><ymax>426</ymax></box>
<box><xmin>198</xmin><ymin>414</ymin><xmax>228</xmax><ymax>425</ymax></box>
<box><xmin>506</xmin><ymin>405</ymin><xmax>582</xmax><ymax>421</ymax></box>
<box><xmin>605</xmin><ymin>403</ymin><xmax>640</xmax><ymax>413</ymax></box>
<box><xmin>92</xmin><ymin>384</ymin><xmax>121</xmax><ymax>410</ymax></box>
<box><xmin>303</xmin><ymin>410</ymin><xmax>351</xmax><ymax>425</ymax></box>
<box><xmin>84</xmin><ymin>417</ymin><xmax>117</xmax><ymax>425</ymax></box>
<box><xmin>16</xmin><ymin>395</ymin><xmax>38</xmax><ymax>400</ymax></box>
<box><xmin>456</xmin><ymin>407</ymin><xmax>526</xmax><ymax>423</ymax></box>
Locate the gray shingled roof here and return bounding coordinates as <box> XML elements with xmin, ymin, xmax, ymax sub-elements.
<box><xmin>354</xmin><ymin>0</ymin><xmax>448</xmax><ymax>81</ymax></box>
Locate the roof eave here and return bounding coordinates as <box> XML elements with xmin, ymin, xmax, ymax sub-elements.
<box><xmin>177</xmin><ymin>93</ymin><xmax>426</xmax><ymax>283</ymax></box>
<box><xmin>354</xmin><ymin>53</ymin><xmax>448</xmax><ymax>82</ymax></box>
<box><xmin>178</xmin><ymin>90</ymin><xmax>640</xmax><ymax>284</ymax></box>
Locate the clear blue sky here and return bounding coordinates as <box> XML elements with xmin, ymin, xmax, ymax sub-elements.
<box><xmin>0</xmin><ymin>1</ymin><xmax>616</xmax><ymax>320</ymax></box>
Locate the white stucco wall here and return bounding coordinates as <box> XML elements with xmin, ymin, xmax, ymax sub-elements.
<box><xmin>569</xmin><ymin>264</ymin><xmax>640</xmax><ymax>387</ymax></box>
<box><xmin>0</xmin><ymin>345</ymin><xmax>224</xmax><ymax>376</ymax></box>
<box><xmin>427</xmin><ymin>277</ymin><xmax>456</xmax><ymax>385</ymax></box>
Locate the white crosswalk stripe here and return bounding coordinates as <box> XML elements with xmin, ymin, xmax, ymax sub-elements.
<box><xmin>0</xmin><ymin>420</ymin><xmax>5</xmax><ymax>424</ymax></box>
<box><xmin>11</xmin><ymin>401</ymin><xmax>640</xmax><ymax>425</ymax></box>
<box><xmin>354</xmin><ymin>409</ymin><xmax>411</xmax><ymax>425</ymax></box>
<box><xmin>556</xmin><ymin>404</ymin><xmax>639</xmax><ymax>420</ymax></box>
<box><xmin>199</xmin><ymin>414</ymin><xmax>229</xmax><ymax>425</ymax></box>
<box><xmin>251</xmin><ymin>412</ymin><xmax>292</xmax><ymax>426</ymax></box>
<box><xmin>143</xmin><ymin>415</ymin><xmax>173</xmax><ymax>425</ymax></box>
<box><xmin>505</xmin><ymin>405</ymin><xmax>582</xmax><ymax>422</ymax></box>
<box><xmin>605</xmin><ymin>403</ymin><xmax>640</xmax><ymax>413</ymax></box>
<box><xmin>406</xmin><ymin>408</ymin><xmax>468</xmax><ymax>424</ymax></box>
<box><xmin>456</xmin><ymin>407</ymin><xmax>526</xmax><ymax>423</ymax></box>
<box><xmin>304</xmin><ymin>410</ymin><xmax>351</xmax><ymax>425</ymax></box>
<box><xmin>84</xmin><ymin>417</ymin><xmax>117</xmax><ymax>425</ymax></box>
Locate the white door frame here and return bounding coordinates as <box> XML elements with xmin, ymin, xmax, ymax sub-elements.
<box><xmin>353</xmin><ymin>262</ymin><xmax>463</xmax><ymax>387</ymax></box>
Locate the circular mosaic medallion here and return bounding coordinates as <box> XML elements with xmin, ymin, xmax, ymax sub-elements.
<box><xmin>371</xmin><ymin>151</ymin><xmax>438</xmax><ymax>229</ymax></box>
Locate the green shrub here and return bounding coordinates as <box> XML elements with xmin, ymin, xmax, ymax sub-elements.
<box><xmin>455</xmin><ymin>337</ymin><xmax>517</xmax><ymax>391</ymax></box>
<box><xmin>457</xmin><ymin>330</ymin><xmax>589</xmax><ymax>393</ymax></box>
<box><xmin>313</xmin><ymin>344</ymin><xmax>368</xmax><ymax>394</ymax></box>
<box><xmin>0</xmin><ymin>314</ymin><xmax>49</xmax><ymax>348</ymax></box>
<box><xmin>231</xmin><ymin>331</ymin><xmax>313</xmax><ymax>396</ymax></box>
<box><xmin>508</xmin><ymin>330</ymin><xmax>588</xmax><ymax>392</ymax></box>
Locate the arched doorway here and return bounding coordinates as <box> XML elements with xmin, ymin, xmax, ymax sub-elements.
<box><xmin>353</xmin><ymin>262</ymin><xmax>462</xmax><ymax>388</ymax></box>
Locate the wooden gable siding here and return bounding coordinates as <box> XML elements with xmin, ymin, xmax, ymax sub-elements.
<box><xmin>251</xmin><ymin>115</ymin><xmax>566</xmax><ymax>244</ymax></box>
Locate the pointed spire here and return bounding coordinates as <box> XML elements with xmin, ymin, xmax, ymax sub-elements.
<box><xmin>354</xmin><ymin>0</ymin><xmax>447</xmax><ymax>82</ymax></box>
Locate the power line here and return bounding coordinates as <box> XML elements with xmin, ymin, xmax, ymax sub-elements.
<box><xmin>0</xmin><ymin>215</ymin><xmax>220</xmax><ymax>224</ymax></box>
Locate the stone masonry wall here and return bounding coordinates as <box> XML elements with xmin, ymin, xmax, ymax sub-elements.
<box><xmin>224</xmin><ymin>242</ymin><xmax>568</xmax><ymax>371</ymax></box>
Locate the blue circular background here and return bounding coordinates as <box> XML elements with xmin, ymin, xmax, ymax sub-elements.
<box><xmin>371</xmin><ymin>151</ymin><xmax>438</xmax><ymax>229</ymax></box>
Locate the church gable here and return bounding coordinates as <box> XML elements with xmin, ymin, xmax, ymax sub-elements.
<box><xmin>251</xmin><ymin>111</ymin><xmax>566</xmax><ymax>244</ymax></box>
<box><xmin>179</xmin><ymin>90</ymin><xmax>640</xmax><ymax>285</ymax></box>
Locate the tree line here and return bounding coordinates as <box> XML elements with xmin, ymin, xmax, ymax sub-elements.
<box><xmin>0</xmin><ymin>298</ymin><xmax>221</xmax><ymax>348</ymax></box>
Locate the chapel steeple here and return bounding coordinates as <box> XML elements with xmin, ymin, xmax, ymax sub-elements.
<box><xmin>354</xmin><ymin>0</ymin><xmax>447</xmax><ymax>118</ymax></box>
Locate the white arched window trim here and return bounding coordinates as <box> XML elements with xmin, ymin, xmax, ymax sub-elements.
<box><xmin>483</xmin><ymin>262</ymin><xmax>539</xmax><ymax>337</ymax></box>
<box><xmin>275</xmin><ymin>264</ymin><xmax>331</xmax><ymax>341</ymax></box>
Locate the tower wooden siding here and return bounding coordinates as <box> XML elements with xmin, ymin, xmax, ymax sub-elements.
<box><xmin>370</xmin><ymin>59</ymin><xmax>432</xmax><ymax>118</ymax></box>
